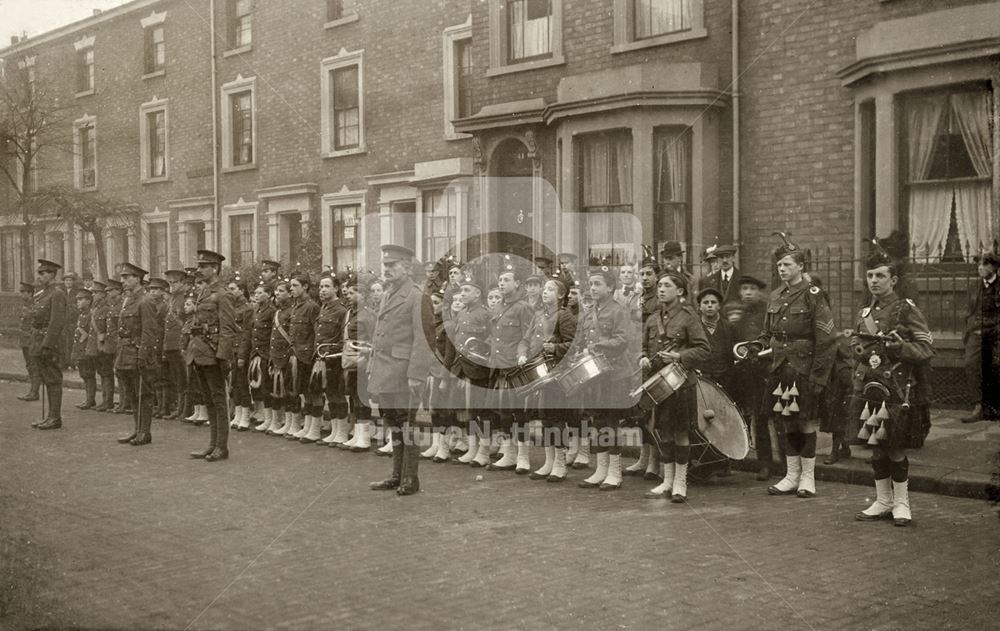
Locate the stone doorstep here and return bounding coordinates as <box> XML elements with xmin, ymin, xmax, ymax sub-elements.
<box><xmin>3</xmin><ymin>372</ymin><xmax>993</xmax><ymax>501</ymax></box>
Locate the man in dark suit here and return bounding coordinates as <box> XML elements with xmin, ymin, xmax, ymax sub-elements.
<box><xmin>368</xmin><ymin>245</ymin><xmax>432</xmax><ymax>495</ymax></box>
<box><xmin>701</xmin><ymin>244</ymin><xmax>741</xmax><ymax>306</ymax></box>
<box><xmin>963</xmin><ymin>249</ymin><xmax>1000</xmax><ymax>422</ymax></box>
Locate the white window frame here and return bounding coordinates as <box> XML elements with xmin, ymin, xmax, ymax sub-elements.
<box><xmin>221</xmin><ymin>197</ymin><xmax>259</xmax><ymax>267</ymax></box>
<box><xmin>487</xmin><ymin>0</ymin><xmax>564</xmax><ymax>77</ymax></box>
<box><xmin>74</xmin><ymin>36</ymin><xmax>96</xmax><ymax>97</ymax></box>
<box><xmin>321</xmin><ymin>186</ymin><xmax>366</xmax><ymax>269</ymax></box>
<box><xmin>139</xmin><ymin>97</ymin><xmax>170</xmax><ymax>183</ymax></box>
<box><xmin>73</xmin><ymin>114</ymin><xmax>98</xmax><ymax>191</ymax></box>
<box><xmin>220</xmin><ymin>74</ymin><xmax>257</xmax><ymax>171</ymax></box>
<box><xmin>611</xmin><ymin>0</ymin><xmax>706</xmax><ymax>54</ymax></box>
<box><xmin>320</xmin><ymin>48</ymin><xmax>366</xmax><ymax>158</ymax></box>
<box><xmin>442</xmin><ymin>15</ymin><xmax>473</xmax><ymax>140</ymax></box>
<box><xmin>142</xmin><ymin>207</ymin><xmax>171</xmax><ymax>275</ymax></box>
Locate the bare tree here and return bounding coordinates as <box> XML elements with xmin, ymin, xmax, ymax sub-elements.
<box><xmin>0</xmin><ymin>63</ymin><xmax>75</xmax><ymax>274</ymax></box>
<box><xmin>20</xmin><ymin>184</ymin><xmax>136</xmax><ymax>281</ymax></box>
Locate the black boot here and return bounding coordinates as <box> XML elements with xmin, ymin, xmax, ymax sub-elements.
<box><xmin>370</xmin><ymin>435</ymin><xmax>403</xmax><ymax>490</ymax></box>
<box><xmin>94</xmin><ymin>377</ymin><xmax>111</xmax><ymax>411</ymax></box>
<box><xmin>165</xmin><ymin>393</ymin><xmax>184</xmax><ymax>420</ymax></box>
<box><xmin>118</xmin><ymin>403</ymin><xmax>139</xmax><ymax>444</ymax></box>
<box><xmin>37</xmin><ymin>387</ymin><xmax>63</xmax><ymax>430</ymax></box>
<box><xmin>191</xmin><ymin>410</ymin><xmax>219</xmax><ymax>459</ymax></box>
<box><xmin>77</xmin><ymin>378</ymin><xmax>97</xmax><ymax>409</ymax></box>
<box><xmin>207</xmin><ymin>412</ymin><xmax>229</xmax><ymax>461</ymax></box>
<box><xmin>397</xmin><ymin>442</ymin><xmax>421</xmax><ymax>496</ymax></box>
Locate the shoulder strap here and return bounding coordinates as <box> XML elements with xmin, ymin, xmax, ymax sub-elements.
<box><xmin>273</xmin><ymin>309</ymin><xmax>292</xmax><ymax>344</ymax></box>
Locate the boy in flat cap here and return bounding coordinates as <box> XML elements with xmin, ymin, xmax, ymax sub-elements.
<box><xmin>29</xmin><ymin>260</ymin><xmax>67</xmax><ymax>430</ymax></box>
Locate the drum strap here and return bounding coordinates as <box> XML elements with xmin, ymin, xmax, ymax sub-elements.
<box><xmin>273</xmin><ymin>311</ymin><xmax>292</xmax><ymax>346</ymax></box>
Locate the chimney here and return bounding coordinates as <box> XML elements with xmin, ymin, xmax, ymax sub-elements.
<box><xmin>10</xmin><ymin>35</ymin><xmax>19</xmax><ymax>45</ymax></box>
<box><xmin>93</xmin><ymin>9</ymin><xmax>102</xmax><ymax>16</ymax></box>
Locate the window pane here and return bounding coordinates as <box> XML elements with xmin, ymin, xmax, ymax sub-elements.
<box><xmin>80</xmin><ymin>124</ymin><xmax>96</xmax><ymax>188</ymax></box>
<box><xmin>231</xmin><ymin>92</ymin><xmax>253</xmax><ymax>165</ymax></box>
<box><xmin>508</xmin><ymin>0</ymin><xmax>551</xmax><ymax>61</ymax></box>
<box><xmin>148</xmin><ymin>111</ymin><xmax>166</xmax><ymax>178</ymax></box>
<box><xmin>327</xmin><ymin>0</ymin><xmax>343</xmax><ymax>21</ymax></box>
<box><xmin>653</xmin><ymin>126</ymin><xmax>692</xmax><ymax>249</ymax></box>
<box><xmin>149</xmin><ymin>223</ymin><xmax>167</xmax><ymax>276</ymax></box>
<box><xmin>456</xmin><ymin>39</ymin><xmax>473</xmax><ymax>118</ymax></box>
<box><xmin>634</xmin><ymin>0</ymin><xmax>691</xmax><ymax>39</ymax></box>
<box><xmin>332</xmin><ymin>66</ymin><xmax>360</xmax><ymax>150</ymax></box>
<box><xmin>0</xmin><ymin>232</ymin><xmax>16</xmax><ymax>292</ymax></box>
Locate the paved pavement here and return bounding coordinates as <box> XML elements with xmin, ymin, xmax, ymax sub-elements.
<box><xmin>2</xmin><ymin>346</ymin><xmax>996</xmax><ymax>499</ymax></box>
<box><xmin>1</xmin><ymin>381</ymin><xmax>999</xmax><ymax>631</ymax></box>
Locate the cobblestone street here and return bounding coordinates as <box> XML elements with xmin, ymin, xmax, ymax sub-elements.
<box><xmin>1</xmin><ymin>382</ymin><xmax>998</xmax><ymax>630</ymax></box>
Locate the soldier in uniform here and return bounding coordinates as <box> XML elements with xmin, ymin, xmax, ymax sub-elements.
<box><xmin>701</xmin><ymin>244</ymin><xmax>741</xmax><ymax>307</ymax></box>
<box><xmin>114</xmin><ymin>263</ymin><xmax>162</xmax><ymax>446</ymax></box>
<box><xmin>146</xmin><ymin>278</ymin><xmax>171</xmax><ymax>418</ymax></box>
<box><xmin>308</xmin><ymin>273</ymin><xmax>348</xmax><ymax>444</ymax></box>
<box><xmin>641</xmin><ymin>271</ymin><xmax>711</xmax><ymax>501</ymax></box>
<box><xmin>260</xmin><ymin>260</ymin><xmax>281</xmax><ymax>291</ymax></box>
<box><xmin>87</xmin><ymin>281</ymin><xmax>114</xmax><ymax>411</ymax></box>
<box><xmin>72</xmin><ymin>288</ymin><xmax>97</xmax><ymax>409</ymax></box>
<box><xmin>162</xmin><ymin>270</ymin><xmax>189</xmax><ymax>419</ymax></box>
<box><xmin>574</xmin><ymin>263</ymin><xmax>633</xmax><ymax>491</ymax></box>
<box><xmin>486</xmin><ymin>259</ymin><xmax>536</xmax><ymax>474</ymax></box>
<box><xmin>17</xmin><ymin>281</ymin><xmax>41</xmax><ymax>402</ymax></box>
<box><xmin>728</xmin><ymin>275</ymin><xmax>774</xmax><ymax>479</ymax></box>
<box><xmin>249</xmin><ymin>282</ymin><xmax>276</xmax><ymax>432</ymax></box>
<box><xmin>186</xmin><ymin>250</ymin><xmax>238</xmax><ymax>461</ymax></box>
<box><xmin>336</xmin><ymin>272</ymin><xmax>375</xmax><ymax>450</ymax></box>
<box><xmin>225</xmin><ymin>276</ymin><xmax>255</xmax><ymax>431</ymax></box>
<box><xmin>266</xmin><ymin>280</ymin><xmax>296</xmax><ymax>435</ymax></box>
<box><xmin>448</xmin><ymin>273</ymin><xmax>493</xmax><ymax>466</ymax></box>
<box><xmin>61</xmin><ymin>272</ymin><xmax>79</xmax><ymax>371</ymax></box>
<box><xmin>285</xmin><ymin>273</ymin><xmax>320</xmax><ymax>441</ymax></box>
<box><xmin>368</xmin><ymin>245</ymin><xmax>432</xmax><ymax>496</ymax></box>
<box><xmin>103</xmin><ymin>280</ymin><xmax>124</xmax><ymax>414</ymax></box>
<box><xmin>624</xmin><ymin>249</ymin><xmax>664</xmax><ymax>479</ymax></box>
<box><xmin>29</xmin><ymin>260</ymin><xmax>67</xmax><ymax>430</ymax></box>
<box><xmin>517</xmin><ymin>269</ymin><xmax>577</xmax><ymax>481</ymax></box>
<box><xmin>756</xmin><ymin>234</ymin><xmax>837</xmax><ymax>498</ymax></box>
<box><xmin>851</xmin><ymin>247</ymin><xmax>934</xmax><ymax>527</ymax></box>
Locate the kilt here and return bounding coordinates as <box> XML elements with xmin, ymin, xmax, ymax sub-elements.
<box><xmin>652</xmin><ymin>379</ymin><xmax>698</xmax><ymax>436</ymax></box>
<box><xmin>850</xmin><ymin>396</ymin><xmax>931</xmax><ymax>450</ymax></box>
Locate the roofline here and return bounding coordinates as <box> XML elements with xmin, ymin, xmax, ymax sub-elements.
<box><xmin>0</xmin><ymin>0</ymin><xmax>164</xmax><ymax>57</ymax></box>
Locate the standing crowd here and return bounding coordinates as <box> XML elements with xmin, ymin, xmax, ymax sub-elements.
<box><xmin>16</xmin><ymin>234</ymin><xmax>1000</xmax><ymax>525</ymax></box>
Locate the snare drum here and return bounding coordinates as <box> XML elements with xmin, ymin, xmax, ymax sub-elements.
<box><xmin>629</xmin><ymin>363</ymin><xmax>690</xmax><ymax>411</ymax></box>
<box><xmin>557</xmin><ymin>350</ymin><xmax>612</xmax><ymax>395</ymax></box>
<box><xmin>507</xmin><ymin>355</ymin><xmax>558</xmax><ymax>393</ymax></box>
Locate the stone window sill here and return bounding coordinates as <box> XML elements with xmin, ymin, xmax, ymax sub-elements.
<box><xmin>223</xmin><ymin>45</ymin><xmax>252</xmax><ymax>58</ymax></box>
<box><xmin>486</xmin><ymin>54</ymin><xmax>565</xmax><ymax>78</ymax></box>
<box><xmin>611</xmin><ymin>27</ymin><xmax>708</xmax><ymax>54</ymax></box>
<box><xmin>324</xmin><ymin>13</ymin><xmax>359</xmax><ymax>29</ymax></box>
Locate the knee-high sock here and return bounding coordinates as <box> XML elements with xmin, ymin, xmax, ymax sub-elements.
<box><xmin>799</xmin><ymin>432</ymin><xmax>817</xmax><ymax>458</ymax></box>
<box><xmin>890</xmin><ymin>457</ymin><xmax>909</xmax><ymax>483</ymax></box>
<box><xmin>674</xmin><ymin>444</ymin><xmax>690</xmax><ymax>466</ymax></box>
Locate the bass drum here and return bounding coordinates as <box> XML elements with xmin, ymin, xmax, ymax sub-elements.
<box><xmin>687</xmin><ymin>376</ymin><xmax>750</xmax><ymax>480</ymax></box>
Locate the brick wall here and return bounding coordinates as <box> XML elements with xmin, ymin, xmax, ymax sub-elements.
<box><xmin>737</xmin><ymin>0</ymin><xmax>987</xmax><ymax>279</ymax></box>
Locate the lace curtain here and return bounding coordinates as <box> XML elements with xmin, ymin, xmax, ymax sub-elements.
<box><xmin>635</xmin><ymin>0</ymin><xmax>691</xmax><ymax>39</ymax></box>
<box><xmin>581</xmin><ymin>134</ymin><xmax>634</xmax><ymax>262</ymax></box>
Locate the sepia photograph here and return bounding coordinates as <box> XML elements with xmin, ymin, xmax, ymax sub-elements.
<box><xmin>0</xmin><ymin>0</ymin><xmax>998</xmax><ymax>629</ymax></box>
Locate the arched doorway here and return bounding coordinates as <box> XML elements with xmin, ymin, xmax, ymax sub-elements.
<box><xmin>490</xmin><ymin>137</ymin><xmax>535</xmax><ymax>260</ymax></box>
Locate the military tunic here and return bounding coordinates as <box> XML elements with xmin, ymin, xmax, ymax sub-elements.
<box><xmin>849</xmin><ymin>292</ymin><xmax>934</xmax><ymax>449</ymax></box>
<box><xmin>448</xmin><ymin>303</ymin><xmax>492</xmax><ymax>411</ymax></box>
<box><xmin>755</xmin><ymin>280</ymin><xmax>837</xmax><ymax>424</ymax></box>
<box><xmin>518</xmin><ymin>304</ymin><xmax>577</xmax><ymax>422</ymax></box>
<box><xmin>642</xmin><ymin>301</ymin><xmax>711</xmax><ymax>434</ymax></box>
<box><xmin>312</xmin><ymin>299</ymin><xmax>347</xmax><ymax>412</ymax></box>
<box><xmin>248</xmin><ymin>300</ymin><xmax>275</xmax><ymax>405</ymax></box>
<box><xmin>574</xmin><ymin>296</ymin><xmax>634</xmax><ymax>418</ymax></box>
<box><xmin>28</xmin><ymin>284</ymin><xmax>67</xmax><ymax>385</ymax></box>
<box><xmin>268</xmin><ymin>300</ymin><xmax>294</xmax><ymax>404</ymax></box>
<box><xmin>289</xmin><ymin>296</ymin><xmax>320</xmax><ymax>397</ymax></box>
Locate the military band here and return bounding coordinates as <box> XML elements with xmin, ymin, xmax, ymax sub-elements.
<box><xmin>19</xmin><ymin>231</ymin><xmax>966</xmax><ymax>525</ymax></box>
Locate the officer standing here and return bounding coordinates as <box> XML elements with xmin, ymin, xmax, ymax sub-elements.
<box><xmin>16</xmin><ymin>281</ymin><xmax>41</xmax><ymax>402</ymax></box>
<box><xmin>368</xmin><ymin>245</ymin><xmax>431</xmax><ymax>496</ymax></box>
<box><xmin>87</xmin><ymin>281</ymin><xmax>115</xmax><ymax>412</ymax></box>
<box><xmin>114</xmin><ymin>263</ymin><xmax>162</xmax><ymax>446</ymax></box>
<box><xmin>187</xmin><ymin>250</ymin><xmax>238</xmax><ymax>461</ymax></box>
<box><xmin>29</xmin><ymin>259</ymin><xmax>67</xmax><ymax>430</ymax></box>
